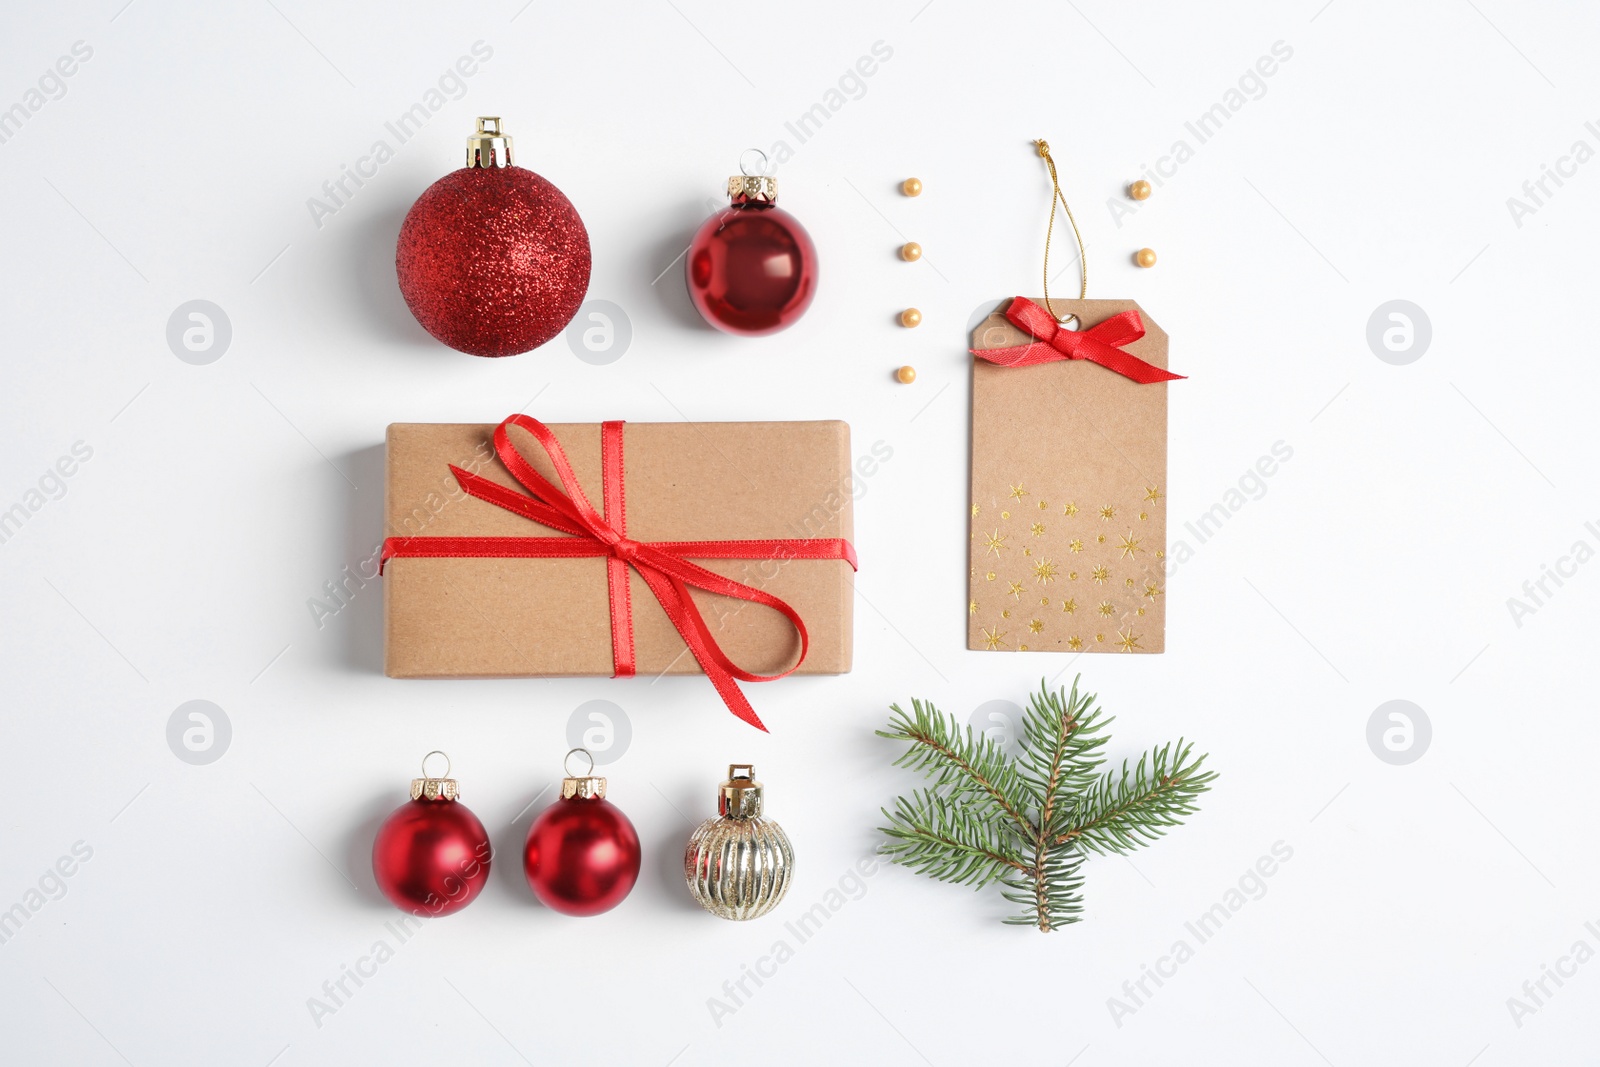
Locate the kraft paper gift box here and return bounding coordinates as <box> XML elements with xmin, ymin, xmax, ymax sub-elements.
<box><xmin>968</xmin><ymin>298</ymin><xmax>1173</xmax><ymax>654</ymax></box>
<box><xmin>383</xmin><ymin>418</ymin><xmax>855</xmax><ymax>680</ymax></box>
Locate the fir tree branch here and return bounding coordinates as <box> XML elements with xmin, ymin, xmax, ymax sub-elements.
<box><xmin>878</xmin><ymin>680</ymin><xmax>1215</xmax><ymax>931</ymax></box>
<box><xmin>878</xmin><ymin>789</ymin><xmax>1031</xmax><ymax>888</ymax></box>
<box><xmin>877</xmin><ymin>698</ymin><xmax>1038</xmax><ymax>837</ymax></box>
<box><xmin>1057</xmin><ymin>740</ymin><xmax>1217</xmax><ymax>855</ymax></box>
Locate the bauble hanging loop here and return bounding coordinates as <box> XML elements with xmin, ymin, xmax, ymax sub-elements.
<box><xmin>684</xmin><ymin>764</ymin><xmax>794</xmax><ymax>920</ymax></box>
<box><xmin>396</xmin><ymin>116</ymin><xmax>592</xmax><ymax>357</ymax></box>
<box><xmin>685</xmin><ymin>151</ymin><xmax>818</xmax><ymax>336</ymax></box>
<box><xmin>371</xmin><ymin>750</ymin><xmax>492</xmax><ymax>917</ymax></box>
<box><xmin>522</xmin><ymin>747</ymin><xmax>641</xmax><ymax>916</ymax></box>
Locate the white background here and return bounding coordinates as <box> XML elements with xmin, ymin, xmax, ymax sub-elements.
<box><xmin>1</xmin><ymin>0</ymin><xmax>1595</xmax><ymax>1063</ymax></box>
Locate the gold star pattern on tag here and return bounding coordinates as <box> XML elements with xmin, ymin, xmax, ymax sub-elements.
<box><xmin>971</xmin><ymin>477</ymin><xmax>1164</xmax><ymax>655</ymax></box>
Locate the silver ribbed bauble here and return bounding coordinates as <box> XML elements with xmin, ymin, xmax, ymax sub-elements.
<box><xmin>684</xmin><ymin>764</ymin><xmax>793</xmax><ymax>921</ymax></box>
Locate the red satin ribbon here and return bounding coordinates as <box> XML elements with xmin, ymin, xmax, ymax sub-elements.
<box><xmin>972</xmin><ymin>297</ymin><xmax>1184</xmax><ymax>383</ymax></box>
<box><xmin>380</xmin><ymin>415</ymin><xmax>858</xmax><ymax>732</ymax></box>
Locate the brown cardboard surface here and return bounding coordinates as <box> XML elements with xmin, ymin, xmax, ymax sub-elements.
<box><xmin>384</xmin><ymin>420</ymin><xmax>854</xmax><ymax>678</ymax></box>
<box><xmin>969</xmin><ymin>299</ymin><xmax>1168</xmax><ymax>654</ymax></box>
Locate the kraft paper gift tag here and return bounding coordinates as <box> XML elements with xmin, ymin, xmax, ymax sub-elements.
<box><xmin>968</xmin><ymin>298</ymin><xmax>1174</xmax><ymax>654</ymax></box>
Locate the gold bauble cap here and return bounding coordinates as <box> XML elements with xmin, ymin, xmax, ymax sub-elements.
<box><xmin>727</xmin><ymin>175</ymin><xmax>777</xmax><ymax>205</ymax></box>
<box><xmin>467</xmin><ymin>116</ymin><xmax>514</xmax><ymax>169</ymax></box>
<box><xmin>561</xmin><ymin>775</ymin><xmax>607</xmax><ymax>800</ymax></box>
<box><xmin>410</xmin><ymin>776</ymin><xmax>458</xmax><ymax>801</ymax></box>
<box><xmin>718</xmin><ymin>764</ymin><xmax>765</xmax><ymax>819</ymax></box>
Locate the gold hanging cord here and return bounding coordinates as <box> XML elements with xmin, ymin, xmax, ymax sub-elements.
<box><xmin>1035</xmin><ymin>139</ymin><xmax>1087</xmax><ymax>327</ymax></box>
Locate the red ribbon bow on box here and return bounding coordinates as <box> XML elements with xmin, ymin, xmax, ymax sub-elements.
<box><xmin>971</xmin><ymin>297</ymin><xmax>1183</xmax><ymax>383</ymax></box>
<box><xmin>380</xmin><ymin>414</ymin><xmax>858</xmax><ymax>732</ymax></box>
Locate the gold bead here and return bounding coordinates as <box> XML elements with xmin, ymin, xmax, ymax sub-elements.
<box><xmin>1129</xmin><ymin>179</ymin><xmax>1152</xmax><ymax>201</ymax></box>
<box><xmin>1135</xmin><ymin>248</ymin><xmax>1157</xmax><ymax>268</ymax></box>
<box><xmin>900</xmin><ymin>308</ymin><xmax>922</xmax><ymax>328</ymax></box>
<box><xmin>901</xmin><ymin>177</ymin><xmax>923</xmax><ymax>197</ymax></box>
<box><xmin>900</xmin><ymin>241</ymin><xmax>922</xmax><ymax>262</ymax></box>
<box><xmin>896</xmin><ymin>365</ymin><xmax>917</xmax><ymax>384</ymax></box>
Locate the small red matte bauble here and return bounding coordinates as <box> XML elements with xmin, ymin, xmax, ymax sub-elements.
<box><xmin>372</xmin><ymin>755</ymin><xmax>491</xmax><ymax>917</ymax></box>
<box><xmin>687</xmin><ymin>173</ymin><xmax>817</xmax><ymax>336</ymax></box>
<box><xmin>396</xmin><ymin>117</ymin><xmax>591</xmax><ymax>357</ymax></box>
<box><xmin>523</xmin><ymin>758</ymin><xmax>640</xmax><ymax>916</ymax></box>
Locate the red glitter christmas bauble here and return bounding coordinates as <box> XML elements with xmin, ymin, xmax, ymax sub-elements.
<box><xmin>396</xmin><ymin>165</ymin><xmax>591</xmax><ymax>357</ymax></box>
<box><xmin>523</xmin><ymin>794</ymin><xmax>641</xmax><ymax>917</ymax></box>
<box><xmin>372</xmin><ymin>796</ymin><xmax>492</xmax><ymax>917</ymax></box>
<box><xmin>687</xmin><ymin>184</ymin><xmax>816</xmax><ymax>336</ymax></box>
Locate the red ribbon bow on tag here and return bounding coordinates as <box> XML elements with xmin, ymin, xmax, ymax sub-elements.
<box><xmin>971</xmin><ymin>297</ymin><xmax>1183</xmax><ymax>383</ymax></box>
<box><xmin>380</xmin><ymin>415</ymin><xmax>857</xmax><ymax>732</ymax></box>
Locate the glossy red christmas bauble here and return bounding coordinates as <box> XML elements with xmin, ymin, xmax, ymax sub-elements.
<box><xmin>686</xmin><ymin>204</ymin><xmax>817</xmax><ymax>336</ymax></box>
<box><xmin>372</xmin><ymin>798</ymin><xmax>492</xmax><ymax>917</ymax></box>
<box><xmin>523</xmin><ymin>796</ymin><xmax>641</xmax><ymax>916</ymax></box>
<box><xmin>396</xmin><ymin>166</ymin><xmax>591</xmax><ymax>357</ymax></box>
